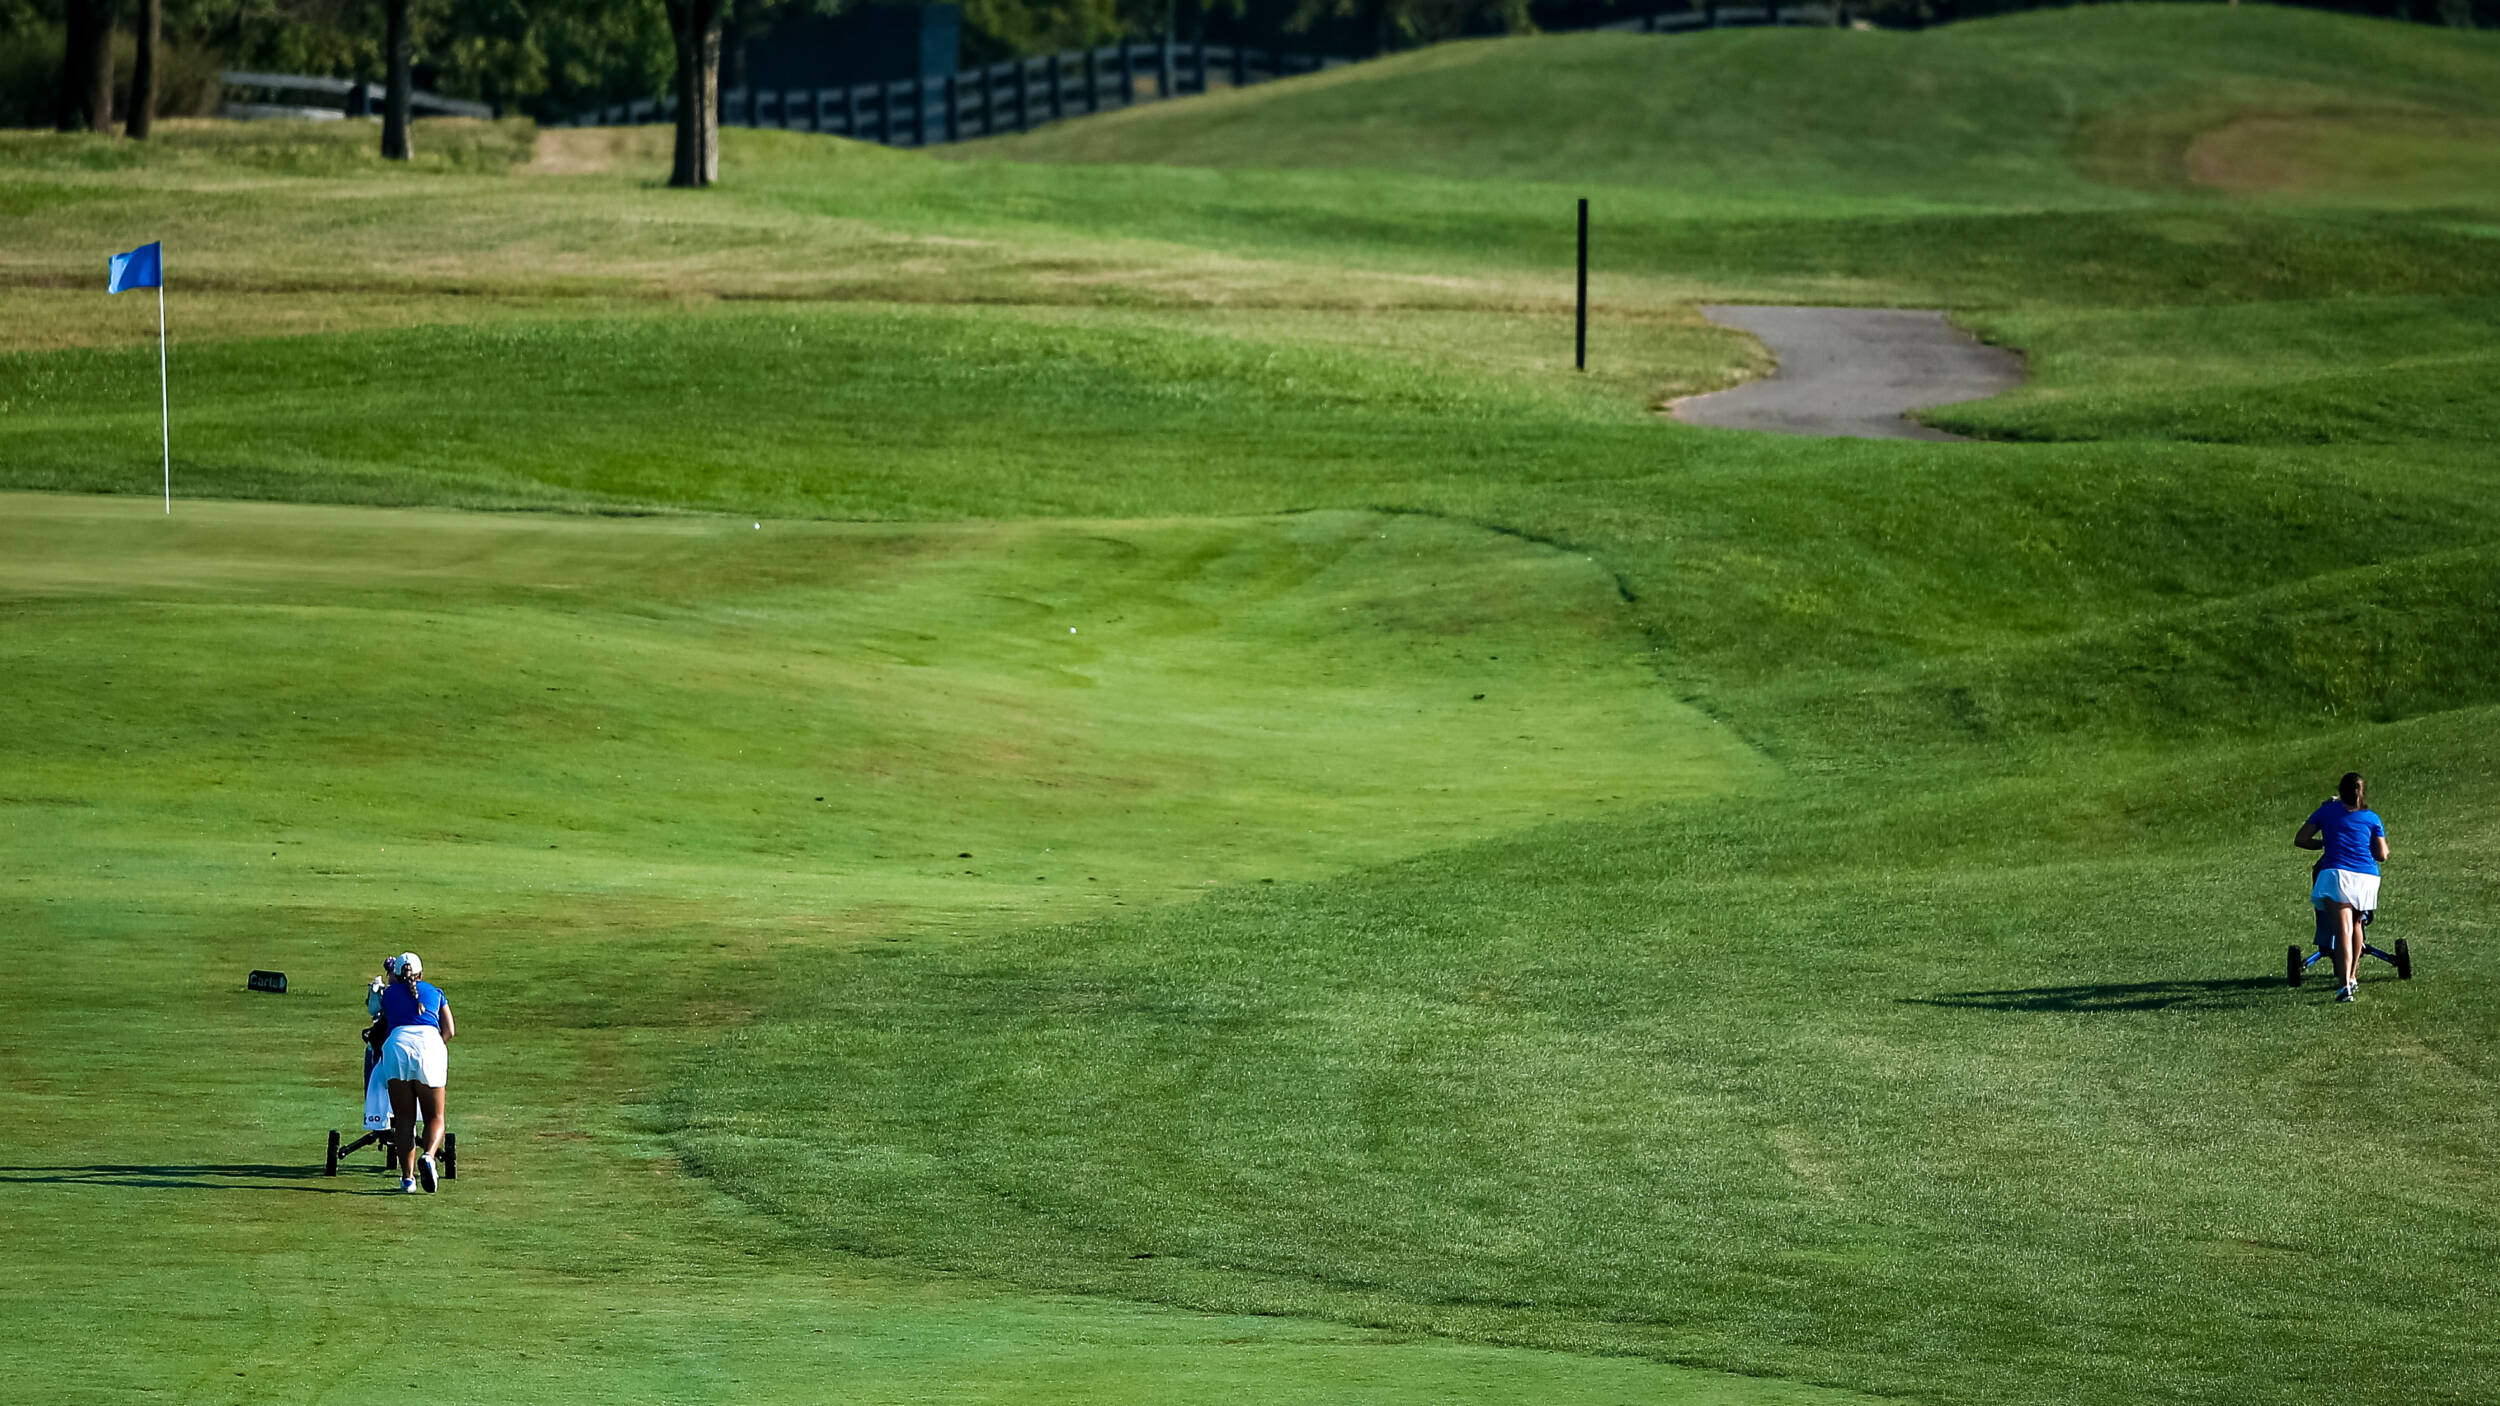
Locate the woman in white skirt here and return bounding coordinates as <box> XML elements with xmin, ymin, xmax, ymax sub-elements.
<box><xmin>2296</xmin><ymin>772</ymin><xmax>2390</xmax><ymax>1003</ymax></box>
<box><xmin>374</xmin><ymin>951</ymin><xmax>456</xmax><ymax>1192</ymax></box>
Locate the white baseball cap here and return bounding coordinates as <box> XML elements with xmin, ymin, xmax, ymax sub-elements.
<box><xmin>396</xmin><ymin>952</ymin><xmax>423</xmax><ymax>977</ymax></box>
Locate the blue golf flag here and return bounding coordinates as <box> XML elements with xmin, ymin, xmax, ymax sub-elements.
<box><xmin>108</xmin><ymin>241</ymin><xmax>163</xmax><ymax>294</ymax></box>
<box><xmin>108</xmin><ymin>241</ymin><xmax>174</xmax><ymax>511</ymax></box>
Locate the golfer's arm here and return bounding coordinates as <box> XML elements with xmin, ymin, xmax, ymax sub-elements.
<box><xmin>439</xmin><ymin>1005</ymin><xmax>455</xmax><ymax>1041</ymax></box>
<box><xmin>2293</xmin><ymin>822</ymin><xmax>2323</xmax><ymax>851</ymax></box>
<box><xmin>2373</xmin><ymin>836</ymin><xmax>2389</xmax><ymax>863</ymax></box>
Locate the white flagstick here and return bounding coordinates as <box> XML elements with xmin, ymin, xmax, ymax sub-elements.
<box><xmin>156</xmin><ymin>277</ymin><xmax>170</xmax><ymax>513</ymax></box>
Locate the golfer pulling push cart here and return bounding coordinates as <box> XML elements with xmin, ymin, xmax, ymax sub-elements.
<box><xmin>325</xmin><ymin>953</ymin><xmax>459</xmax><ymax>1188</ymax></box>
<box><xmin>2288</xmin><ymin>773</ymin><xmax>2407</xmax><ymax>1000</ymax></box>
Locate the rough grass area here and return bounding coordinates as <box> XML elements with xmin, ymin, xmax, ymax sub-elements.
<box><xmin>3</xmin><ymin>6</ymin><xmax>2498</xmax><ymax>1405</ymax></box>
<box><xmin>0</xmin><ymin>115</ymin><xmax>540</xmax><ymax>175</ymax></box>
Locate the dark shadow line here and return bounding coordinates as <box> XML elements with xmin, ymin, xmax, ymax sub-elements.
<box><xmin>1902</xmin><ymin>977</ymin><xmax>2283</xmax><ymax>1014</ymax></box>
<box><xmin>0</xmin><ymin>1163</ymin><xmax>388</xmax><ymax>1193</ymax></box>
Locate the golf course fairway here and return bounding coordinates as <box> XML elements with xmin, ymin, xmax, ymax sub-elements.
<box><xmin>3</xmin><ymin>6</ymin><xmax>2497</xmax><ymax>1404</ymax></box>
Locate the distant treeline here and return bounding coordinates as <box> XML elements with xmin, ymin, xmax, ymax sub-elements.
<box><xmin>1</xmin><ymin>0</ymin><xmax>2488</xmax><ymax>129</ymax></box>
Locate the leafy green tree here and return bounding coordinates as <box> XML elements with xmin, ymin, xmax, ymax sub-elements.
<box><xmin>660</xmin><ymin>0</ymin><xmax>851</xmax><ymax>189</ymax></box>
<box><xmin>1278</xmin><ymin>0</ymin><xmax>1529</xmax><ymax>50</ymax></box>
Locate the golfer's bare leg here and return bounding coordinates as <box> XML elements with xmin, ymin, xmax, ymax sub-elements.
<box><xmin>387</xmin><ymin>1079</ymin><xmax>418</xmax><ymax>1176</ymax></box>
<box><xmin>415</xmin><ymin>1085</ymin><xmax>447</xmax><ymax>1161</ymax></box>
<box><xmin>2333</xmin><ymin>904</ymin><xmax>2360</xmax><ymax>987</ymax></box>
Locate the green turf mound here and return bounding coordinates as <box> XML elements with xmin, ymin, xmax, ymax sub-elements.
<box><xmin>1872</xmin><ymin>546</ymin><xmax>2500</xmax><ymax>743</ymax></box>
<box><xmin>975</xmin><ymin>6</ymin><xmax>2500</xmax><ymax>206</ymax></box>
<box><xmin>1938</xmin><ymin>296</ymin><xmax>2500</xmax><ymax>444</ymax></box>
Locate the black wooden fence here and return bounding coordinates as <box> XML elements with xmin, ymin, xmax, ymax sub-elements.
<box><xmin>563</xmin><ymin>40</ymin><xmax>1345</xmax><ymax>145</ymax></box>
<box><xmin>220</xmin><ymin>70</ymin><xmax>497</xmax><ymax>121</ymax></box>
<box><xmin>561</xmin><ymin>4</ymin><xmax>1851</xmax><ymax>146</ymax></box>
<box><xmin>1588</xmin><ymin>2</ymin><xmax>1845</xmax><ymax>31</ymax></box>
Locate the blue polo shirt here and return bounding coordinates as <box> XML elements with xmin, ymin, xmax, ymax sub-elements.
<box><xmin>2306</xmin><ymin>801</ymin><xmax>2385</xmax><ymax>877</ymax></box>
<box><xmin>379</xmin><ymin>980</ymin><xmax>447</xmax><ymax>1032</ymax></box>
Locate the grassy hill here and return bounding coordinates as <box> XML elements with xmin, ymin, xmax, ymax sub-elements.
<box><xmin>4</xmin><ymin>7</ymin><xmax>2498</xmax><ymax>1405</ymax></box>
<box><xmin>976</xmin><ymin>6</ymin><xmax>2500</xmax><ymax>206</ymax></box>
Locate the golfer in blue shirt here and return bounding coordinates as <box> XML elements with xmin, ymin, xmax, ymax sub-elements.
<box><xmin>373</xmin><ymin>952</ymin><xmax>456</xmax><ymax>1191</ymax></box>
<box><xmin>2295</xmin><ymin>772</ymin><xmax>2389</xmax><ymax>1003</ymax></box>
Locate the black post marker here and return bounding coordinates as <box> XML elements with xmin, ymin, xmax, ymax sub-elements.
<box><xmin>1575</xmin><ymin>197</ymin><xmax>1589</xmax><ymax>372</ymax></box>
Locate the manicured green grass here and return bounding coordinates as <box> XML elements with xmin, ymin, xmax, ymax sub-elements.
<box><xmin>0</xmin><ymin>303</ymin><xmax>1752</xmax><ymax>511</ymax></box>
<box><xmin>5</xmin><ymin>6</ymin><xmax>2499</xmax><ymax>1404</ymax></box>
<box><xmin>1</xmin><ymin>494</ymin><xmax>1796</xmax><ymax>1406</ymax></box>
<box><xmin>676</xmin><ymin>717</ymin><xmax>2500</xmax><ymax>1406</ymax></box>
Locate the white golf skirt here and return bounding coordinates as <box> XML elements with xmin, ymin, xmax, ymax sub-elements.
<box><xmin>2312</xmin><ymin>867</ymin><xmax>2381</xmax><ymax>913</ymax></box>
<box><xmin>374</xmin><ymin>1025</ymin><xmax>448</xmax><ymax>1088</ymax></box>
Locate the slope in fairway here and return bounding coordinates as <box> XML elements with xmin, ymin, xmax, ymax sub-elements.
<box><xmin>677</xmin><ymin>714</ymin><xmax>2500</xmax><ymax>1406</ymax></box>
<box><xmin>0</xmin><ymin>493</ymin><xmax>1798</xmax><ymax>1405</ymax></box>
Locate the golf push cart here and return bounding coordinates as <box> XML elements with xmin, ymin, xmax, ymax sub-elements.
<box><xmin>325</xmin><ymin>1022</ymin><xmax>457</xmax><ymax>1179</ymax></box>
<box><xmin>2287</xmin><ymin>902</ymin><xmax>2411</xmax><ymax>988</ymax></box>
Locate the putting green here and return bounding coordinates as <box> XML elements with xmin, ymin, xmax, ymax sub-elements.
<box><xmin>0</xmin><ymin>493</ymin><xmax>1760</xmax><ymax>910</ymax></box>
<box><xmin>0</xmin><ymin>492</ymin><xmax>1810</xmax><ymax>1405</ymax></box>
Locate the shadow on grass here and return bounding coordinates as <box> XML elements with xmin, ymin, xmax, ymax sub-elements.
<box><xmin>0</xmin><ymin>1163</ymin><xmax>389</xmax><ymax>1193</ymax></box>
<box><xmin>1905</xmin><ymin>977</ymin><xmax>2283</xmax><ymax>1013</ymax></box>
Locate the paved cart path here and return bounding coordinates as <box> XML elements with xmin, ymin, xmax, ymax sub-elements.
<box><xmin>1671</xmin><ymin>305</ymin><xmax>2025</xmax><ymax>440</ymax></box>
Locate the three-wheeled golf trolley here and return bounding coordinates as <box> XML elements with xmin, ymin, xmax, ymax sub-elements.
<box><xmin>2287</xmin><ymin>903</ymin><xmax>2411</xmax><ymax>988</ymax></box>
<box><xmin>325</xmin><ymin>1029</ymin><xmax>457</xmax><ymax>1179</ymax></box>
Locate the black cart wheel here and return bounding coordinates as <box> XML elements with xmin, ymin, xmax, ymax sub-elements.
<box><xmin>2286</xmin><ymin>944</ymin><xmax>2304</xmax><ymax>988</ymax></box>
<box><xmin>2395</xmin><ymin>938</ymin><xmax>2412</xmax><ymax>980</ymax></box>
<box><xmin>325</xmin><ymin>1129</ymin><xmax>341</xmax><ymax>1177</ymax></box>
<box><xmin>442</xmin><ymin>1130</ymin><xmax>457</xmax><ymax>1181</ymax></box>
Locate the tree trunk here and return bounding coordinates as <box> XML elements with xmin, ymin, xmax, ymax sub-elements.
<box><xmin>382</xmin><ymin>0</ymin><xmax>414</xmax><ymax>161</ymax></box>
<box><xmin>54</xmin><ymin>0</ymin><xmax>86</xmax><ymax>130</ymax></box>
<box><xmin>58</xmin><ymin>0</ymin><xmax>115</xmax><ymax>133</ymax></box>
<box><xmin>665</xmin><ymin>0</ymin><xmax>725</xmax><ymax>188</ymax></box>
<box><xmin>127</xmin><ymin>0</ymin><xmax>160</xmax><ymax>139</ymax></box>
